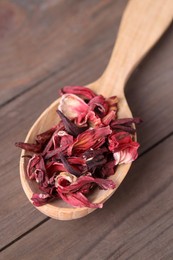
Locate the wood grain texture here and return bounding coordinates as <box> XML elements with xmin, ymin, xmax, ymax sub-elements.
<box><xmin>1</xmin><ymin>136</ymin><xmax>173</xmax><ymax>260</ymax></box>
<box><xmin>100</xmin><ymin>0</ymin><xmax>173</xmax><ymax>97</ymax></box>
<box><xmin>0</xmin><ymin>0</ymin><xmax>127</xmax><ymax>106</ymax></box>
<box><xmin>0</xmin><ymin>27</ymin><xmax>173</xmax><ymax>246</ymax></box>
<box><xmin>18</xmin><ymin>0</ymin><xmax>173</xmax><ymax>220</ymax></box>
<box><xmin>0</xmin><ymin>0</ymin><xmax>128</xmax><ymax>247</ymax></box>
<box><xmin>0</xmin><ymin>0</ymin><xmax>173</xmax><ymax>256</ymax></box>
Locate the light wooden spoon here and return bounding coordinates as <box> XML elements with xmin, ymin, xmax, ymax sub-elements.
<box><xmin>20</xmin><ymin>0</ymin><xmax>173</xmax><ymax>220</ymax></box>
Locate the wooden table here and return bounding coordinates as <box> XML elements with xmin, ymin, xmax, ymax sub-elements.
<box><xmin>1</xmin><ymin>1</ymin><xmax>173</xmax><ymax>259</ymax></box>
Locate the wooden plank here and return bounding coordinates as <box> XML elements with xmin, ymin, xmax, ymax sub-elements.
<box><xmin>1</xmin><ymin>135</ymin><xmax>172</xmax><ymax>259</ymax></box>
<box><xmin>0</xmin><ymin>0</ymin><xmax>127</xmax><ymax>248</ymax></box>
<box><xmin>0</xmin><ymin>27</ymin><xmax>173</xmax><ymax>251</ymax></box>
<box><xmin>0</xmin><ymin>0</ymin><xmax>173</xmax><ymax>250</ymax></box>
<box><xmin>125</xmin><ymin>23</ymin><xmax>173</xmax><ymax>150</ymax></box>
<box><xmin>0</xmin><ymin>36</ymin><xmax>173</xmax><ymax>247</ymax></box>
<box><xmin>0</xmin><ymin>0</ymin><xmax>127</xmax><ymax>106</ymax></box>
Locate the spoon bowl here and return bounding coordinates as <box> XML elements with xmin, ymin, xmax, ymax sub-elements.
<box><xmin>20</xmin><ymin>0</ymin><xmax>173</xmax><ymax>220</ymax></box>
<box><xmin>20</xmin><ymin>81</ymin><xmax>132</xmax><ymax>220</ymax></box>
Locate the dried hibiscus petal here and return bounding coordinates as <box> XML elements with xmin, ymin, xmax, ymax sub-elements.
<box><xmin>46</xmin><ymin>162</ymin><xmax>66</xmax><ymax>176</ymax></box>
<box><xmin>59</xmin><ymin>153</ymin><xmax>82</xmax><ymax>177</ymax></box>
<box><xmin>58</xmin><ymin>93</ymin><xmax>103</xmax><ymax>128</ymax></box>
<box><xmin>88</xmin><ymin>95</ymin><xmax>109</xmax><ymax>117</ymax></box>
<box><xmin>107</xmin><ymin>96</ymin><xmax>118</xmax><ymax>113</ymax></box>
<box><xmin>44</xmin><ymin>133</ymin><xmax>74</xmax><ymax>159</ymax></box>
<box><xmin>69</xmin><ymin>126</ymin><xmax>112</xmax><ymax>155</ymax></box>
<box><xmin>59</xmin><ymin>192</ymin><xmax>103</xmax><ymax>208</ymax></box>
<box><xmin>60</xmin><ymin>86</ymin><xmax>96</xmax><ymax>100</ymax></box>
<box><xmin>31</xmin><ymin>193</ymin><xmax>52</xmax><ymax>206</ymax></box>
<box><xmin>108</xmin><ymin>132</ymin><xmax>140</xmax><ymax>165</ymax></box>
<box><xmin>36</xmin><ymin>125</ymin><xmax>59</xmax><ymax>144</ymax></box>
<box><xmin>57</xmin><ymin>110</ymin><xmax>87</xmax><ymax>137</ymax></box>
<box><xmin>86</xmin><ymin>154</ymin><xmax>107</xmax><ymax>172</ymax></box>
<box><xmin>111</xmin><ymin>117</ymin><xmax>142</xmax><ymax>126</ymax></box>
<box><xmin>102</xmin><ymin>110</ymin><xmax>116</xmax><ymax>125</ymax></box>
<box><xmin>56</xmin><ymin>174</ymin><xmax>116</xmax><ymax>194</ymax></box>
<box><xmin>113</xmin><ymin>143</ymin><xmax>139</xmax><ymax>165</ymax></box>
<box><xmin>112</xmin><ymin>125</ymin><xmax>136</xmax><ymax>134</ymax></box>
<box><xmin>15</xmin><ymin>142</ymin><xmax>42</xmax><ymax>153</ymax></box>
<box><xmin>58</xmin><ymin>93</ymin><xmax>89</xmax><ymax>123</ymax></box>
<box><xmin>27</xmin><ymin>154</ymin><xmax>41</xmax><ymax>179</ymax></box>
<box><xmin>101</xmin><ymin>160</ymin><xmax>116</xmax><ymax>178</ymax></box>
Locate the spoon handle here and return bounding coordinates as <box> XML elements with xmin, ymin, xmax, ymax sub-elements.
<box><xmin>100</xmin><ymin>0</ymin><xmax>173</xmax><ymax>97</ymax></box>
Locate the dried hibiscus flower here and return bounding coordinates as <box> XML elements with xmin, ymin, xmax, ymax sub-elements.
<box><xmin>15</xmin><ymin>86</ymin><xmax>141</xmax><ymax>208</ymax></box>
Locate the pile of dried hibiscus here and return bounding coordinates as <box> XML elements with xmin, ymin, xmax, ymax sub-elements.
<box><xmin>16</xmin><ymin>86</ymin><xmax>141</xmax><ymax>208</ymax></box>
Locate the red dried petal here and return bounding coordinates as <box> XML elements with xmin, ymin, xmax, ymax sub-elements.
<box><xmin>86</xmin><ymin>154</ymin><xmax>107</xmax><ymax>171</ymax></box>
<box><xmin>60</xmin><ymin>86</ymin><xmax>97</xmax><ymax>100</ymax></box>
<box><xmin>112</xmin><ymin>125</ymin><xmax>136</xmax><ymax>134</ymax></box>
<box><xmin>31</xmin><ymin>193</ymin><xmax>52</xmax><ymax>206</ymax></box>
<box><xmin>111</xmin><ymin>117</ymin><xmax>142</xmax><ymax>126</ymax></box>
<box><xmin>108</xmin><ymin>132</ymin><xmax>140</xmax><ymax>165</ymax></box>
<box><xmin>35</xmin><ymin>125</ymin><xmax>58</xmax><ymax>144</ymax></box>
<box><xmin>57</xmin><ymin>175</ymin><xmax>116</xmax><ymax>193</ymax></box>
<box><xmin>44</xmin><ymin>134</ymin><xmax>74</xmax><ymax>159</ymax></box>
<box><xmin>84</xmin><ymin>147</ymin><xmax>108</xmax><ymax>159</ymax></box>
<box><xmin>59</xmin><ymin>153</ymin><xmax>81</xmax><ymax>177</ymax></box>
<box><xmin>46</xmin><ymin>162</ymin><xmax>66</xmax><ymax>176</ymax></box>
<box><xmin>59</xmin><ymin>192</ymin><xmax>103</xmax><ymax>208</ymax></box>
<box><xmin>102</xmin><ymin>110</ymin><xmax>116</xmax><ymax>125</ymax></box>
<box><xmin>27</xmin><ymin>154</ymin><xmax>41</xmax><ymax>179</ymax></box>
<box><xmin>35</xmin><ymin>169</ymin><xmax>45</xmax><ymax>183</ymax></box>
<box><xmin>57</xmin><ymin>110</ymin><xmax>87</xmax><ymax>137</ymax></box>
<box><xmin>107</xmin><ymin>96</ymin><xmax>118</xmax><ymax>112</ymax></box>
<box><xmin>108</xmin><ymin>133</ymin><xmax>120</xmax><ymax>152</ymax></box>
<box><xmin>15</xmin><ymin>142</ymin><xmax>42</xmax><ymax>153</ymax></box>
<box><xmin>58</xmin><ymin>94</ymin><xmax>89</xmax><ymax>122</ymax></box>
<box><xmin>67</xmin><ymin>157</ymin><xmax>86</xmax><ymax>165</ymax></box>
<box><xmin>86</xmin><ymin>111</ymin><xmax>102</xmax><ymax>128</ymax></box>
<box><xmin>113</xmin><ymin>143</ymin><xmax>139</xmax><ymax>165</ymax></box>
<box><xmin>88</xmin><ymin>95</ymin><xmax>109</xmax><ymax>117</ymax></box>
<box><xmin>69</xmin><ymin>126</ymin><xmax>112</xmax><ymax>155</ymax></box>
<box><xmin>101</xmin><ymin>160</ymin><xmax>116</xmax><ymax>177</ymax></box>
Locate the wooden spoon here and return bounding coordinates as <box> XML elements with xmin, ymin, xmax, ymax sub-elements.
<box><xmin>20</xmin><ymin>0</ymin><xmax>173</xmax><ymax>220</ymax></box>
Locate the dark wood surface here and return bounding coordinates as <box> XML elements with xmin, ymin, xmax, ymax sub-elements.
<box><xmin>0</xmin><ymin>0</ymin><xmax>173</xmax><ymax>259</ymax></box>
